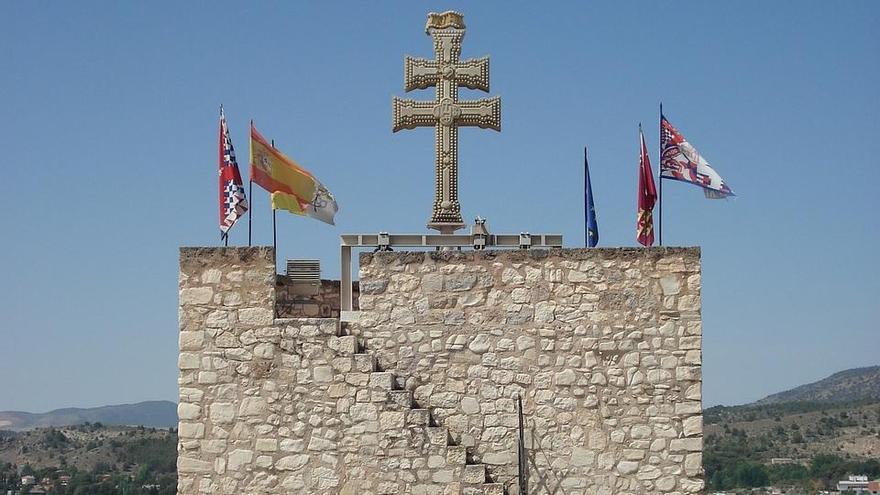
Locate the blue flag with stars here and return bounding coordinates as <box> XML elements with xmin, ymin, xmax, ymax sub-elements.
<box><xmin>585</xmin><ymin>147</ymin><xmax>599</xmax><ymax>247</ymax></box>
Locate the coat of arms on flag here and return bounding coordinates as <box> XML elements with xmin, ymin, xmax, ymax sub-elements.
<box><xmin>249</xmin><ymin>123</ymin><xmax>338</xmax><ymax>225</ymax></box>
<box><xmin>660</xmin><ymin>115</ymin><xmax>734</xmax><ymax>199</ymax></box>
<box><xmin>637</xmin><ymin>126</ymin><xmax>657</xmax><ymax>247</ymax></box>
<box><xmin>219</xmin><ymin>106</ymin><xmax>249</xmax><ymax>237</ymax></box>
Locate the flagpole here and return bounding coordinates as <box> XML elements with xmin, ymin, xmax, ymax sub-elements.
<box><xmin>271</xmin><ymin>139</ymin><xmax>277</xmax><ymax>258</ymax></box>
<box><xmin>658</xmin><ymin>102</ymin><xmax>663</xmax><ymax>247</ymax></box>
<box><xmin>248</xmin><ymin>119</ymin><xmax>254</xmax><ymax>247</ymax></box>
<box><xmin>584</xmin><ymin>146</ymin><xmax>588</xmax><ymax>248</ymax></box>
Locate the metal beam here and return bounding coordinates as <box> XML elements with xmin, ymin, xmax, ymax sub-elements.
<box><xmin>340</xmin><ymin>233</ymin><xmax>563</xmax><ymax>248</ymax></box>
<box><xmin>339</xmin><ymin>232</ymin><xmax>563</xmax><ymax>314</ymax></box>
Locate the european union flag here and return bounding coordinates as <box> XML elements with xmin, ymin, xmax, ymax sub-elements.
<box><xmin>584</xmin><ymin>147</ymin><xmax>599</xmax><ymax>247</ymax></box>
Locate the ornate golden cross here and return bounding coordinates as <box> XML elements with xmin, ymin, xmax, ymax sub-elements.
<box><xmin>393</xmin><ymin>11</ymin><xmax>501</xmax><ymax>233</ymax></box>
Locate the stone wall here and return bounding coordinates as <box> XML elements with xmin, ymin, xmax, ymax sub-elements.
<box><xmin>178</xmin><ymin>246</ymin><xmax>703</xmax><ymax>495</ymax></box>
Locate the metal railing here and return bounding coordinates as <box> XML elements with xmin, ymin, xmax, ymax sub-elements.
<box><xmin>517</xmin><ymin>394</ymin><xmax>528</xmax><ymax>495</ymax></box>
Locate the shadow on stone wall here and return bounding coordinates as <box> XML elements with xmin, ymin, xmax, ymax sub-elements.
<box><xmin>275</xmin><ymin>278</ymin><xmax>359</xmax><ymax>318</ymax></box>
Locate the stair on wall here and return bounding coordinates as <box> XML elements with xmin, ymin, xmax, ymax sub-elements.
<box><xmin>330</xmin><ymin>330</ymin><xmax>506</xmax><ymax>495</ymax></box>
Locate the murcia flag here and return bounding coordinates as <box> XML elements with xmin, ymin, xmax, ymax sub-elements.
<box><xmin>219</xmin><ymin>106</ymin><xmax>248</xmax><ymax>237</ymax></box>
<box><xmin>637</xmin><ymin>126</ymin><xmax>657</xmax><ymax>246</ymax></box>
<box><xmin>249</xmin><ymin>123</ymin><xmax>338</xmax><ymax>225</ymax></box>
<box><xmin>660</xmin><ymin>115</ymin><xmax>734</xmax><ymax>199</ymax></box>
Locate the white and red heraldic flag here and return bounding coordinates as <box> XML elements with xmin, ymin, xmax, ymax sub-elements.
<box><xmin>218</xmin><ymin>107</ymin><xmax>249</xmax><ymax>237</ymax></box>
<box><xmin>660</xmin><ymin>115</ymin><xmax>734</xmax><ymax>199</ymax></box>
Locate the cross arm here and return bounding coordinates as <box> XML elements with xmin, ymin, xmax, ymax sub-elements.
<box><xmin>456</xmin><ymin>97</ymin><xmax>501</xmax><ymax>131</ymax></box>
<box><xmin>392</xmin><ymin>97</ymin><xmax>436</xmax><ymax>132</ymax></box>
<box><xmin>404</xmin><ymin>56</ymin><xmax>440</xmax><ymax>91</ymax></box>
<box><xmin>454</xmin><ymin>57</ymin><xmax>490</xmax><ymax>92</ymax></box>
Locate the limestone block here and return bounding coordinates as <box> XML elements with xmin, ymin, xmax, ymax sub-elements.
<box><xmin>209</xmin><ymin>403</ymin><xmax>235</xmax><ymax>424</ymax></box>
<box><xmin>238</xmin><ymin>307</ymin><xmax>274</xmax><ymax>326</ymax></box>
<box><xmin>178</xmin><ymin>456</ymin><xmax>213</xmax><ymax>473</ymax></box>
<box><xmin>178</xmin><ymin>403</ymin><xmax>201</xmax><ymax>420</ymax></box>
<box><xmin>313</xmin><ymin>365</ymin><xmax>334</xmax><ymax>383</ymax></box>
<box><xmin>255</xmin><ymin>439</ymin><xmax>278</xmax><ymax>452</ymax></box>
<box><xmin>617</xmin><ymin>461</ymin><xmax>639</xmax><ymax>475</ymax></box>
<box><xmin>179</xmin><ymin>422</ymin><xmax>205</xmax><ymax>439</ymax></box>
<box><xmin>178</xmin><ymin>353</ymin><xmax>200</xmax><ymax>370</ymax></box>
<box><xmin>468</xmin><ymin>334</ymin><xmax>491</xmax><ymax>354</ymax></box>
<box><xmin>682</xmin><ymin>416</ymin><xmax>702</xmax><ymax>437</ymax></box>
<box><xmin>276</xmin><ymin>454</ymin><xmax>309</xmax><ymax>471</ymax></box>
<box><xmin>226</xmin><ymin>449</ymin><xmax>253</xmax><ymax>472</ymax></box>
<box><xmin>180</xmin><ymin>287</ymin><xmax>213</xmax><ymax>305</ymax></box>
<box><xmin>570</xmin><ymin>447</ymin><xmax>595</xmax><ymax>467</ymax></box>
<box><xmin>462</xmin><ymin>464</ymin><xmax>485</xmax><ymax>484</ymax></box>
<box><xmin>555</xmin><ymin>369</ymin><xmax>576</xmax><ymax>386</ymax></box>
<box><xmin>238</xmin><ymin>397</ymin><xmax>268</xmax><ymax>417</ymax></box>
<box><xmin>670</xmin><ymin>438</ymin><xmax>702</xmax><ymax>452</ymax></box>
<box><xmin>179</xmin><ymin>331</ymin><xmax>205</xmax><ymax>351</ymax></box>
<box><xmin>655</xmin><ymin>476</ymin><xmax>677</xmax><ymax>491</ymax></box>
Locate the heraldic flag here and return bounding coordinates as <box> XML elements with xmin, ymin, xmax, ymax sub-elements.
<box><xmin>219</xmin><ymin>106</ymin><xmax>249</xmax><ymax>238</ymax></box>
<box><xmin>660</xmin><ymin>114</ymin><xmax>734</xmax><ymax>199</ymax></box>
<box><xmin>637</xmin><ymin>125</ymin><xmax>657</xmax><ymax>246</ymax></box>
<box><xmin>249</xmin><ymin>123</ymin><xmax>338</xmax><ymax>225</ymax></box>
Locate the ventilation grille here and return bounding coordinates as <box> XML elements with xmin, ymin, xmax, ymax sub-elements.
<box><xmin>286</xmin><ymin>259</ymin><xmax>321</xmax><ymax>283</ymax></box>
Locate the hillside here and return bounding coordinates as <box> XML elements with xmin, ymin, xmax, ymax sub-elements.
<box><xmin>704</xmin><ymin>365</ymin><xmax>880</xmax><ymax>492</ymax></box>
<box><xmin>0</xmin><ymin>401</ymin><xmax>177</xmax><ymax>431</ymax></box>
<box><xmin>0</xmin><ymin>424</ymin><xmax>176</xmax><ymax>494</ymax></box>
<box><xmin>756</xmin><ymin>365</ymin><xmax>880</xmax><ymax>405</ymax></box>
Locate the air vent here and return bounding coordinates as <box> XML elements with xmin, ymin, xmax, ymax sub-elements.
<box><xmin>285</xmin><ymin>259</ymin><xmax>321</xmax><ymax>296</ymax></box>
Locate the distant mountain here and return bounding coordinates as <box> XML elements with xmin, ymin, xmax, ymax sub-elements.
<box><xmin>755</xmin><ymin>365</ymin><xmax>880</xmax><ymax>405</ymax></box>
<box><xmin>0</xmin><ymin>400</ymin><xmax>177</xmax><ymax>431</ymax></box>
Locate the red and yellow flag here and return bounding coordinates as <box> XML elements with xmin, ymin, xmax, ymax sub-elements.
<box><xmin>249</xmin><ymin>123</ymin><xmax>337</xmax><ymax>225</ymax></box>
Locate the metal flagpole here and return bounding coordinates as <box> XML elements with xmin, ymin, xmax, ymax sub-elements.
<box><xmin>658</xmin><ymin>103</ymin><xmax>663</xmax><ymax>246</ymax></box>
<box><xmin>584</xmin><ymin>147</ymin><xmax>589</xmax><ymax>248</ymax></box>
<box><xmin>271</xmin><ymin>139</ymin><xmax>277</xmax><ymax>257</ymax></box>
<box><xmin>248</xmin><ymin>119</ymin><xmax>254</xmax><ymax>247</ymax></box>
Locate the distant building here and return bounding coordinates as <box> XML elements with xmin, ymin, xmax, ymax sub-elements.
<box><xmin>770</xmin><ymin>457</ymin><xmax>796</xmax><ymax>464</ymax></box>
<box><xmin>837</xmin><ymin>475</ymin><xmax>871</xmax><ymax>493</ymax></box>
<box><xmin>20</xmin><ymin>475</ymin><xmax>35</xmax><ymax>486</ymax></box>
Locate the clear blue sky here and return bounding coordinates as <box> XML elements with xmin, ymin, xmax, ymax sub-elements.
<box><xmin>1</xmin><ymin>2</ymin><xmax>877</xmax><ymax>412</ymax></box>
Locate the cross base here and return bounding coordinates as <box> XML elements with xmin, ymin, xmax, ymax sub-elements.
<box><xmin>427</xmin><ymin>221</ymin><xmax>466</xmax><ymax>235</ymax></box>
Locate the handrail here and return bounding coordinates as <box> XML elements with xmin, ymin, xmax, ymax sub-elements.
<box><xmin>517</xmin><ymin>394</ymin><xmax>528</xmax><ymax>495</ymax></box>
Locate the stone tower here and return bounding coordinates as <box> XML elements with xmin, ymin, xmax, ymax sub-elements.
<box><xmin>177</xmin><ymin>246</ymin><xmax>703</xmax><ymax>494</ymax></box>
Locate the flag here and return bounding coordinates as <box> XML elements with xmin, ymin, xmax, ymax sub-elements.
<box><xmin>219</xmin><ymin>106</ymin><xmax>248</xmax><ymax>238</ymax></box>
<box><xmin>637</xmin><ymin>126</ymin><xmax>657</xmax><ymax>246</ymax></box>
<box><xmin>584</xmin><ymin>147</ymin><xmax>598</xmax><ymax>247</ymax></box>
<box><xmin>660</xmin><ymin>114</ymin><xmax>734</xmax><ymax>199</ymax></box>
<box><xmin>249</xmin><ymin>123</ymin><xmax>338</xmax><ymax>225</ymax></box>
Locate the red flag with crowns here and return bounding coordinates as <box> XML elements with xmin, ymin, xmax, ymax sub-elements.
<box><xmin>637</xmin><ymin>126</ymin><xmax>657</xmax><ymax>246</ymax></box>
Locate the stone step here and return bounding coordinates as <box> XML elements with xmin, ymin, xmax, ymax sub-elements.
<box><xmin>353</xmin><ymin>353</ymin><xmax>377</xmax><ymax>372</ymax></box>
<box><xmin>368</xmin><ymin>371</ymin><xmax>396</xmax><ymax>390</ymax></box>
<box><xmin>446</xmin><ymin>445</ymin><xmax>467</xmax><ymax>465</ymax></box>
<box><xmin>406</xmin><ymin>408</ymin><xmax>431</xmax><ymax>427</ymax></box>
<box><xmin>388</xmin><ymin>389</ymin><xmax>413</xmax><ymax>409</ymax></box>
<box><xmin>425</xmin><ymin>426</ymin><xmax>449</xmax><ymax>446</ymax></box>
<box><xmin>335</xmin><ymin>335</ymin><xmax>358</xmax><ymax>354</ymax></box>
<box><xmin>482</xmin><ymin>483</ymin><xmax>505</xmax><ymax>495</ymax></box>
<box><xmin>462</xmin><ymin>464</ymin><xmax>486</xmax><ymax>484</ymax></box>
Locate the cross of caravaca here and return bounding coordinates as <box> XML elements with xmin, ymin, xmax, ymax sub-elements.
<box><xmin>393</xmin><ymin>11</ymin><xmax>501</xmax><ymax>233</ymax></box>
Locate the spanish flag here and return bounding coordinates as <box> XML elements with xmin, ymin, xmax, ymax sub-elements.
<box><xmin>249</xmin><ymin>122</ymin><xmax>338</xmax><ymax>225</ymax></box>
